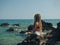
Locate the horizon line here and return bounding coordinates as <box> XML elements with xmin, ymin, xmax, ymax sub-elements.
<box><xmin>0</xmin><ymin>18</ymin><xmax>59</xmax><ymax>20</ymax></box>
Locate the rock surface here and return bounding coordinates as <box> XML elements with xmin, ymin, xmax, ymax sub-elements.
<box><xmin>12</xmin><ymin>24</ymin><xmax>20</xmax><ymax>26</ymax></box>
<box><xmin>17</xmin><ymin>33</ymin><xmax>40</xmax><ymax>45</ymax></box>
<box><xmin>7</xmin><ymin>27</ymin><xmax>14</xmax><ymax>32</ymax></box>
<box><xmin>0</xmin><ymin>23</ymin><xmax>9</xmax><ymax>26</ymax></box>
<box><xmin>17</xmin><ymin>21</ymin><xmax>60</xmax><ymax>45</ymax></box>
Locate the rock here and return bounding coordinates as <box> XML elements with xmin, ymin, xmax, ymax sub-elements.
<box><xmin>56</xmin><ymin>22</ymin><xmax>60</xmax><ymax>41</ymax></box>
<box><xmin>45</xmin><ymin>30</ymin><xmax>53</xmax><ymax>40</ymax></box>
<box><xmin>19</xmin><ymin>24</ymin><xmax>34</xmax><ymax>34</ymax></box>
<box><xmin>57</xmin><ymin>22</ymin><xmax>60</xmax><ymax>29</ymax></box>
<box><xmin>20</xmin><ymin>31</ymin><xmax>26</xmax><ymax>34</ymax></box>
<box><xmin>28</xmin><ymin>25</ymin><xmax>34</xmax><ymax>31</ymax></box>
<box><xmin>42</xmin><ymin>20</ymin><xmax>53</xmax><ymax>31</ymax></box>
<box><xmin>7</xmin><ymin>27</ymin><xmax>14</xmax><ymax>32</ymax></box>
<box><xmin>27</xmin><ymin>20</ymin><xmax>53</xmax><ymax>32</ymax></box>
<box><xmin>17</xmin><ymin>34</ymin><xmax>40</xmax><ymax>45</ymax></box>
<box><xmin>0</xmin><ymin>23</ymin><xmax>9</xmax><ymax>26</ymax></box>
<box><xmin>17</xmin><ymin>43</ymin><xmax>21</xmax><ymax>45</ymax></box>
<box><xmin>12</xmin><ymin>24</ymin><xmax>20</xmax><ymax>26</ymax></box>
<box><xmin>46</xmin><ymin>23</ymin><xmax>52</xmax><ymax>27</ymax></box>
<box><xmin>19</xmin><ymin>31</ymin><xmax>32</xmax><ymax>34</ymax></box>
<box><xmin>45</xmin><ymin>22</ymin><xmax>60</xmax><ymax>45</ymax></box>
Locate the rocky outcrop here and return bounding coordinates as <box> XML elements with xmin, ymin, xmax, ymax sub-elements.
<box><xmin>27</xmin><ymin>20</ymin><xmax>54</xmax><ymax>32</ymax></box>
<box><xmin>0</xmin><ymin>23</ymin><xmax>9</xmax><ymax>26</ymax></box>
<box><xmin>17</xmin><ymin>33</ymin><xmax>40</xmax><ymax>45</ymax></box>
<box><xmin>45</xmin><ymin>22</ymin><xmax>60</xmax><ymax>45</ymax></box>
<box><xmin>42</xmin><ymin>20</ymin><xmax>53</xmax><ymax>31</ymax></box>
<box><xmin>17</xmin><ymin>21</ymin><xmax>60</xmax><ymax>45</ymax></box>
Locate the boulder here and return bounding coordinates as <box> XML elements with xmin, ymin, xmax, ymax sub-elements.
<box><xmin>42</xmin><ymin>20</ymin><xmax>53</xmax><ymax>31</ymax></box>
<box><xmin>45</xmin><ymin>23</ymin><xmax>60</xmax><ymax>45</ymax></box>
<box><xmin>57</xmin><ymin>22</ymin><xmax>60</xmax><ymax>29</ymax></box>
<box><xmin>56</xmin><ymin>22</ymin><xmax>60</xmax><ymax>41</ymax></box>
<box><xmin>7</xmin><ymin>27</ymin><xmax>14</xmax><ymax>32</ymax></box>
<box><xmin>0</xmin><ymin>23</ymin><xmax>9</xmax><ymax>26</ymax></box>
<box><xmin>28</xmin><ymin>25</ymin><xmax>34</xmax><ymax>31</ymax></box>
<box><xmin>27</xmin><ymin>20</ymin><xmax>53</xmax><ymax>31</ymax></box>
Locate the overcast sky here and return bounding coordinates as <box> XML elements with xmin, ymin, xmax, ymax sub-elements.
<box><xmin>0</xmin><ymin>0</ymin><xmax>60</xmax><ymax>19</ymax></box>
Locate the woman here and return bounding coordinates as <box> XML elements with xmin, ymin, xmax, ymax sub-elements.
<box><xmin>33</xmin><ymin>14</ymin><xmax>45</xmax><ymax>45</ymax></box>
<box><xmin>33</xmin><ymin>14</ymin><xmax>42</xmax><ymax>36</ymax></box>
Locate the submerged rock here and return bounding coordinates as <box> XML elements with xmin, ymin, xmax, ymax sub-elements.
<box><xmin>0</xmin><ymin>23</ymin><xmax>9</xmax><ymax>26</ymax></box>
<box><xmin>7</xmin><ymin>27</ymin><xmax>14</xmax><ymax>32</ymax></box>
<box><xmin>19</xmin><ymin>25</ymin><xmax>34</xmax><ymax>34</ymax></box>
<box><xmin>20</xmin><ymin>31</ymin><xmax>26</xmax><ymax>34</ymax></box>
<box><xmin>12</xmin><ymin>24</ymin><xmax>20</xmax><ymax>26</ymax></box>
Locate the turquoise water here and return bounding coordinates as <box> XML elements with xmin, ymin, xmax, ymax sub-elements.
<box><xmin>0</xmin><ymin>19</ymin><xmax>60</xmax><ymax>45</ymax></box>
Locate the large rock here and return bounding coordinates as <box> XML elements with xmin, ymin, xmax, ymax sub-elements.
<box><xmin>27</xmin><ymin>20</ymin><xmax>53</xmax><ymax>32</ymax></box>
<box><xmin>17</xmin><ymin>34</ymin><xmax>40</xmax><ymax>45</ymax></box>
<box><xmin>42</xmin><ymin>20</ymin><xmax>53</xmax><ymax>31</ymax></box>
<box><xmin>18</xmin><ymin>20</ymin><xmax>56</xmax><ymax>45</ymax></box>
<box><xmin>57</xmin><ymin>22</ymin><xmax>60</xmax><ymax>29</ymax></box>
<box><xmin>28</xmin><ymin>25</ymin><xmax>34</xmax><ymax>31</ymax></box>
<box><xmin>45</xmin><ymin>22</ymin><xmax>60</xmax><ymax>45</ymax></box>
<box><xmin>56</xmin><ymin>22</ymin><xmax>60</xmax><ymax>41</ymax></box>
<box><xmin>0</xmin><ymin>23</ymin><xmax>9</xmax><ymax>26</ymax></box>
<box><xmin>27</xmin><ymin>20</ymin><xmax>54</xmax><ymax>32</ymax></box>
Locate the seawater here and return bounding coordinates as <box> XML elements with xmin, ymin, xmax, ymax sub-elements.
<box><xmin>0</xmin><ymin>19</ymin><xmax>60</xmax><ymax>45</ymax></box>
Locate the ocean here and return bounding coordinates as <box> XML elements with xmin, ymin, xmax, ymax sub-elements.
<box><xmin>0</xmin><ymin>19</ymin><xmax>60</xmax><ymax>45</ymax></box>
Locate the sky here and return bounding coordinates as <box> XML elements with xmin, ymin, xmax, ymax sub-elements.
<box><xmin>0</xmin><ymin>0</ymin><xmax>60</xmax><ymax>19</ymax></box>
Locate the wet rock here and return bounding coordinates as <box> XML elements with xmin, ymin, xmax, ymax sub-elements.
<box><xmin>0</xmin><ymin>23</ymin><xmax>9</xmax><ymax>26</ymax></box>
<box><xmin>12</xmin><ymin>24</ymin><xmax>20</xmax><ymax>26</ymax></box>
<box><xmin>19</xmin><ymin>30</ymin><xmax>32</xmax><ymax>35</ymax></box>
<box><xmin>7</xmin><ymin>27</ymin><xmax>14</xmax><ymax>32</ymax></box>
<box><xmin>20</xmin><ymin>31</ymin><xmax>26</xmax><ymax>34</ymax></box>
<box><xmin>17</xmin><ymin>43</ymin><xmax>21</xmax><ymax>45</ymax></box>
<box><xmin>19</xmin><ymin>24</ymin><xmax>34</xmax><ymax>34</ymax></box>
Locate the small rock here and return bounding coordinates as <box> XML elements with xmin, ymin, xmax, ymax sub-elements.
<box><xmin>7</xmin><ymin>27</ymin><xmax>14</xmax><ymax>32</ymax></box>
<box><xmin>0</xmin><ymin>23</ymin><xmax>9</xmax><ymax>26</ymax></box>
